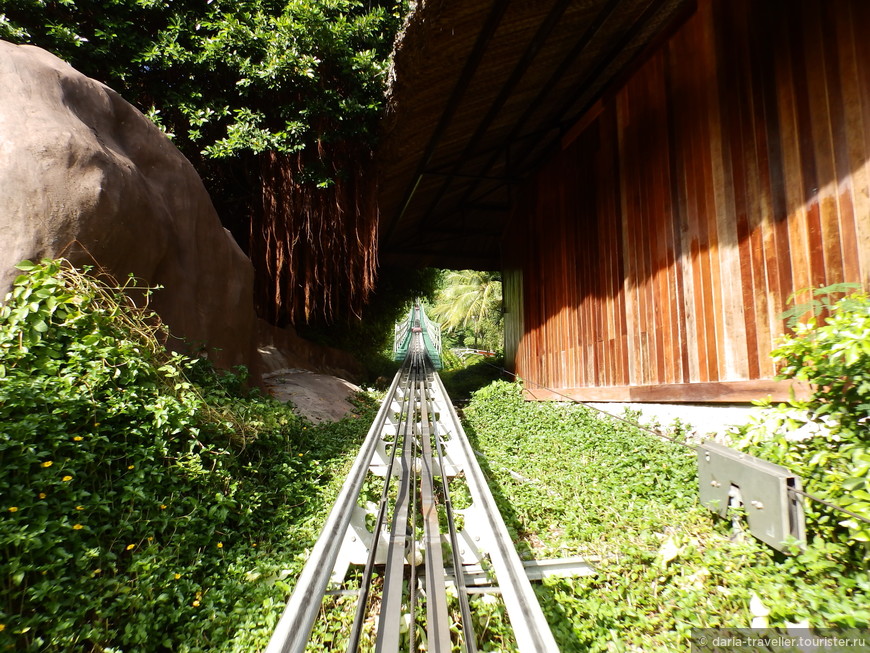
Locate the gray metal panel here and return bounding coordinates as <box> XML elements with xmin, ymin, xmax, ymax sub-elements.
<box><xmin>698</xmin><ymin>441</ymin><xmax>806</xmax><ymax>551</ymax></box>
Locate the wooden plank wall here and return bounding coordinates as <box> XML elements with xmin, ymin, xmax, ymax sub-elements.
<box><xmin>503</xmin><ymin>0</ymin><xmax>870</xmax><ymax>403</ymax></box>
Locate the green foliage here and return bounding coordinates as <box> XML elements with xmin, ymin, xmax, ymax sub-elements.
<box><xmin>780</xmin><ymin>282</ymin><xmax>863</xmax><ymax>328</ymax></box>
<box><xmin>438</xmin><ymin>356</ymin><xmax>505</xmax><ymax>402</ymax></box>
<box><xmin>0</xmin><ymin>260</ymin><xmax>377</xmax><ymax>650</ymax></box>
<box><xmin>430</xmin><ymin>270</ymin><xmax>503</xmax><ymax>353</ymax></box>
<box><xmin>1</xmin><ymin>0</ymin><xmax>406</xmax><ymax>180</ymax></box>
<box><xmin>732</xmin><ymin>289</ymin><xmax>870</xmax><ymax>559</ymax></box>
<box><xmin>462</xmin><ymin>381</ymin><xmax>869</xmax><ymax>650</ymax></box>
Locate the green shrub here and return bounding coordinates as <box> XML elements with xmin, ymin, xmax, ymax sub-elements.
<box><xmin>732</xmin><ymin>289</ymin><xmax>870</xmax><ymax>561</ymax></box>
<box><xmin>0</xmin><ymin>260</ymin><xmax>374</xmax><ymax>651</ymax></box>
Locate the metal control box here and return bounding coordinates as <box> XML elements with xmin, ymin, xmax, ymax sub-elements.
<box><xmin>698</xmin><ymin>441</ymin><xmax>806</xmax><ymax>552</ymax></box>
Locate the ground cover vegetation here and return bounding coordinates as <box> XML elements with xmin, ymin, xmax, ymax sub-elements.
<box><xmin>0</xmin><ymin>260</ymin><xmax>377</xmax><ymax>650</ymax></box>
<box><xmin>438</xmin><ymin>354</ymin><xmax>506</xmax><ymax>403</ymax></box>
<box><xmin>456</xmin><ymin>287</ymin><xmax>869</xmax><ymax>650</ymax></box>
<box><xmin>463</xmin><ymin>380</ymin><xmax>869</xmax><ymax>651</ymax></box>
<box><xmin>2</xmin><ymin>262</ymin><xmax>867</xmax><ymax>651</ymax></box>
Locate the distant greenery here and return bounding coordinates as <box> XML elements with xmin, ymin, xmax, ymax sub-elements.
<box><xmin>732</xmin><ymin>286</ymin><xmax>870</xmax><ymax>562</ymax></box>
<box><xmin>0</xmin><ymin>260</ymin><xmax>376</xmax><ymax>650</ymax></box>
<box><xmin>463</xmin><ymin>381</ymin><xmax>869</xmax><ymax>651</ymax></box>
<box><xmin>298</xmin><ymin>266</ymin><xmax>441</xmax><ymax>382</ymax></box>
<box><xmin>430</xmin><ymin>270</ymin><xmax>503</xmax><ymax>353</ymax></box>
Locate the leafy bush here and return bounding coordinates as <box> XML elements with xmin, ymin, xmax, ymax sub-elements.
<box><xmin>732</xmin><ymin>289</ymin><xmax>870</xmax><ymax>560</ymax></box>
<box><xmin>0</xmin><ymin>260</ymin><xmax>375</xmax><ymax>651</ymax></box>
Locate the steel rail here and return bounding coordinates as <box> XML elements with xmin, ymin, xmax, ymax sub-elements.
<box><xmin>265</xmin><ymin>361</ymin><xmax>407</xmax><ymax>653</ymax></box>
<box><xmin>268</xmin><ymin>314</ymin><xmax>560</xmax><ymax>652</ymax></box>
<box><xmin>346</xmin><ymin>362</ymin><xmax>413</xmax><ymax>651</ymax></box>
<box><xmin>409</xmin><ymin>372</ymin><xmax>420</xmax><ymax>653</ymax></box>
<box><xmin>431</xmin><ymin>386</ymin><xmax>478</xmax><ymax>653</ymax></box>
<box><xmin>432</xmin><ymin>370</ymin><xmax>560</xmax><ymax>652</ymax></box>
<box><xmin>419</xmin><ymin>373</ymin><xmax>451</xmax><ymax>650</ymax></box>
<box><xmin>376</xmin><ymin>353</ymin><xmax>419</xmax><ymax>651</ymax></box>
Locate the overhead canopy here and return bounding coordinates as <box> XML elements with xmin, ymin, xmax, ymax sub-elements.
<box><xmin>377</xmin><ymin>0</ymin><xmax>694</xmax><ymax>270</ymax></box>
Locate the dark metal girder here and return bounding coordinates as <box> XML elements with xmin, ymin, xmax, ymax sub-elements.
<box><xmin>441</xmin><ymin>0</ymin><xmax>626</xmax><ymax>219</ymax></box>
<box><xmin>384</xmin><ymin>0</ymin><xmax>511</xmax><ymax>244</ymax></box>
<box><xmin>517</xmin><ymin>0</ymin><xmax>685</xmax><ymax>175</ymax></box>
<box><xmin>414</xmin><ymin>0</ymin><xmax>577</xmax><ymax>229</ymax></box>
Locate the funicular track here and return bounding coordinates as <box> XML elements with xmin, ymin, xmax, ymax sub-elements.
<box><xmin>266</xmin><ymin>307</ymin><xmax>560</xmax><ymax>652</ymax></box>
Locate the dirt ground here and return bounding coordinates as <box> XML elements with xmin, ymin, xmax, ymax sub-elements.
<box><xmin>262</xmin><ymin>368</ymin><xmax>361</xmax><ymax>423</ymax></box>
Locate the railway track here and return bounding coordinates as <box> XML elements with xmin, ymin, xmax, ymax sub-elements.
<box><xmin>266</xmin><ymin>307</ymin><xmax>562</xmax><ymax>652</ymax></box>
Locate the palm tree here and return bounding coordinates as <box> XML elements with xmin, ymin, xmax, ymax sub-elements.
<box><xmin>430</xmin><ymin>270</ymin><xmax>502</xmax><ymax>350</ymax></box>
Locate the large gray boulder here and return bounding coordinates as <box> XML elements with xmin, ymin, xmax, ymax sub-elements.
<box><xmin>0</xmin><ymin>41</ymin><xmax>258</xmax><ymax>372</ymax></box>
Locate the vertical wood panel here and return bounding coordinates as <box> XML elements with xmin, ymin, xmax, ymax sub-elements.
<box><xmin>503</xmin><ymin>0</ymin><xmax>870</xmax><ymax>401</ymax></box>
<box><xmin>848</xmin><ymin>0</ymin><xmax>870</xmax><ymax>288</ymax></box>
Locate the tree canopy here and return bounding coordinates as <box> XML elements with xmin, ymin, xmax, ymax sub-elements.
<box><xmin>1</xmin><ymin>0</ymin><xmax>406</xmax><ymax>323</ymax></box>
<box><xmin>430</xmin><ymin>269</ymin><xmax>503</xmax><ymax>352</ymax></box>
<box><xmin>1</xmin><ymin>0</ymin><xmax>401</xmax><ymax>168</ymax></box>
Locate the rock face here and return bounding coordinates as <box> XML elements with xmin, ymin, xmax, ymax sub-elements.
<box><xmin>257</xmin><ymin>319</ymin><xmax>363</xmax><ymax>382</ymax></box>
<box><xmin>262</xmin><ymin>369</ymin><xmax>362</xmax><ymax>423</ymax></box>
<box><xmin>0</xmin><ymin>41</ymin><xmax>258</xmax><ymax>371</ymax></box>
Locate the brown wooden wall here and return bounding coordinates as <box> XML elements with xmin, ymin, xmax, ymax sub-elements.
<box><xmin>503</xmin><ymin>0</ymin><xmax>870</xmax><ymax>403</ymax></box>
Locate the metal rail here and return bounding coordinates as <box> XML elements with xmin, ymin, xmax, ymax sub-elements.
<box><xmin>266</xmin><ymin>307</ymin><xmax>560</xmax><ymax>652</ymax></box>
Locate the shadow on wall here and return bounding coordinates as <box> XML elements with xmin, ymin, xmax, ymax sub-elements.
<box><xmin>504</xmin><ymin>0</ymin><xmax>870</xmax><ymax>392</ymax></box>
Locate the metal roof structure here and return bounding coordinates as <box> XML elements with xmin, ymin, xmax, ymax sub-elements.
<box><xmin>377</xmin><ymin>0</ymin><xmax>695</xmax><ymax>270</ymax></box>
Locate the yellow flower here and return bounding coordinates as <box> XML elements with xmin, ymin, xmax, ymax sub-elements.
<box><xmin>41</xmin><ymin>461</ymin><xmax>53</xmax><ymax>468</ymax></box>
<box><xmin>174</xmin><ymin>573</ymin><xmax>181</xmax><ymax>580</ymax></box>
<box><xmin>38</xmin><ymin>493</ymin><xmax>46</xmax><ymax>499</ymax></box>
<box><xmin>126</xmin><ymin>544</ymin><xmax>135</xmax><ymax>551</ymax></box>
<box><xmin>147</xmin><ymin>536</ymin><xmax>153</xmax><ymax>542</ymax></box>
<box><xmin>159</xmin><ymin>504</ymin><xmax>167</xmax><ymax>510</ymax></box>
<box><xmin>128</xmin><ymin>465</ymin><xmax>135</xmax><ymax>470</ymax></box>
<box><xmin>298</xmin><ymin>453</ymin><xmax>304</xmax><ymax>457</ymax></box>
<box><xmin>8</xmin><ymin>507</ymin><xmax>18</xmax><ymax>513</ymax></box>
<box><xmin>252</xmin><ymin>543</ymin><xmax>257</xmax><ymax>548</ymax></box>
<box><xmin>62</xmin><ymin>475</ymin><xmax>73</xmax><ymax>482</ymax></box>
<box><xmin>75</xmin><ymin>505</ymin><xmax>84</xmax><ymax>511</ymax></box>
<box><xmin>192</xmin><ymin>600</ymin><xmax>200</xmax><ymax>607</ymax></box>
<box><xmin>0</xmin><ymin>624</ymin><xmax>4</xmax><ymax>632</ymax></box>
<box><xmin>72</xmin><ymin>524</ymin><xmax>84</xmax><ymax>530</ymax></box>
<box><xmin>216</xmin><ymin>542</ymin><xmax>223</xmax><ymax>549</ymax></box>
<box><xmin>73</xmin><ymin>436</ymin><xmax>83</xmax><ymax>442</ymax></box>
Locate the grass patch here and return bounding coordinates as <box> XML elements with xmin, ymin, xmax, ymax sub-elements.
<box><xmin>462</xmin><ymin>381</ymin><xmax>869</xmax><ymax>651</ymax></box>
<box><xmin>438</xmin><ymin>356</ymin><xmax>505</xmax><ymax>402</ymax></box>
